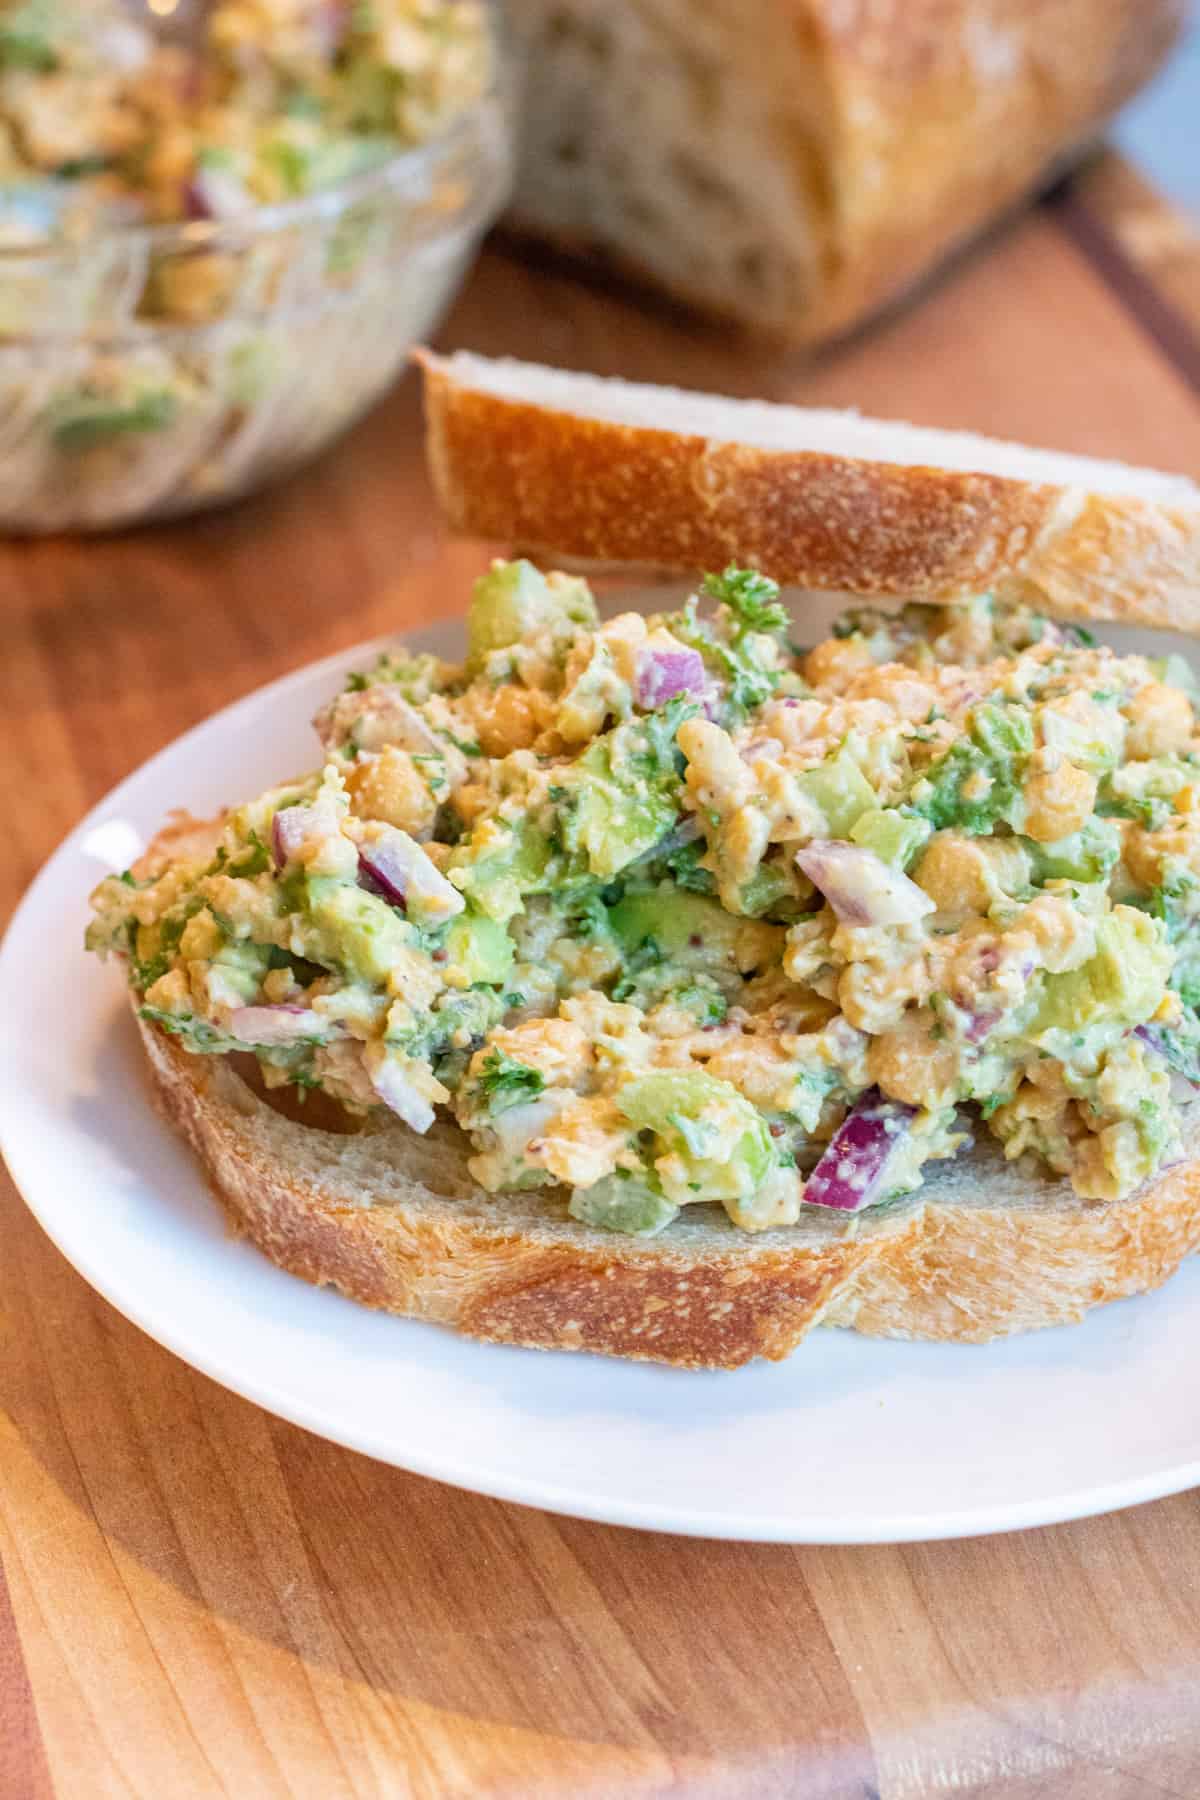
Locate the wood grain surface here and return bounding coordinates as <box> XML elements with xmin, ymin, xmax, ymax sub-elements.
<box><xmin>3</xmin><ymin>152</ymin><xmax>1200</xmax><ymax>1799</ymax></box>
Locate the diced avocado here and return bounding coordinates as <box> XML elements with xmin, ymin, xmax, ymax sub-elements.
<box><xmin>340</xmin><ymin>57</ymin><xmax>403</xmax><ymax>133</ymax></box>
<box><xmin>1032</xmin><ymin>907</ymin><xmax>1171</xmax><ymax>1036</ymax></box>
<box><xmin>737</xmin><ymin>861</ymin><xmax>796</xmax><ymax>918</ymax></box>
<box><xmin>612</xmin><ymin>963</ymin><xmax>729</xmax><ymax>1023</ymax></box>
<box><xmin>618</xmin><ymin>1069</ymin><xmax>740</xmax><ymax>1134</ymax></box>
<box><xmin>212</xmin><ymin>937</ymin><xmax>271</xmax><ymax>992</ymax></box>
<box><xmin>1039</xmin><ymin>704</ymin><xmax>1123</xmax><ymax>772</ymax></box>
<box><xmin>225</xmin><ymin>334</ymin><xmax>279</xmax><ymax>407</ymax></box>
<box><xmin>569</xmin><ymin>1172</ymin><xmax>680</xmax><ymax>1236</ymax></box>
<box><xmin>467</xmin><ymin>560</ymin><xmax>597</xmax><ymax>666</ymax></box>
<box><xmin>665</xmin><ymin>839</ymin><xmax>717</xmax><ymax>895</ymax></box>
<box><xmin>565</xmin><ymin>777</ymin><xmax>676</xmax><ymax>880</ymax></box>
<box><xmin>669</xmin><ymin>978</ymin><xmax>728</xmax><ymax>1026</ymax></box>
<box><xmin>559</xmin><ymin>704</ymin><xmax>693</xmax><ymax>879</ymax></box>
<box><xmin>450</xmin><ymin>818</ymin><xmax>553</xmax><ymax>923</ymax></box>
<box><xmin>850</xmin><ymin>808</ymin><xmax>931</xmax><ymax>869</ymax></box>
<box><xmin>609</xmin><ymin>884</ymin><xmax>777</xmax><ymax>973</ymax></box>
<box><xmin>51</xmin><ymin>387</ymin><xmax>177</xmax><ymax>453</ymax></box>
<box><xmin>443</xmin><ymin>910</ymin><xmax>514</xmax><ymax>985</ymax></box>
<box><xmin>1149</xmin><ymin>653</ymin><xmax>1198</xmax><ymax>696</ymax></box>
<box><xmin>304</xmin><ymin>876</ymin><xmax>413</xmax><ymax>983</ymax></box>
<box><xmin>795</xmin><ymin>750</ymin><xmax>877</xmax><ymax>837</ymax></box>
<box><xmin>0</xmin><ymin>8</ymin><xmax>54</xmax><ymax>71</ymax></box>
<box><xmin>1027</xmin><ymin>818</ymin><xmax>1120</xmax><ymax>885</ymax></box>
<box><xmin>400</xmin><ymin>988</ymin><xmax>506</xmax><ymax>1079</ymax></box>
<box><xmin>1146</xmin><ymin>858</ymin><xmax>1200</xmax><ymax>945</ymax></box>
<box><xmin>1100</xmin><ymin>759</ymin><xmax>1193</xmax><ymax>830</ymax></box>
<box><xmin>617</xmin><ymin>1069</ymin><xmax>773</xmax><ymax>1204</ymax></box>
<box><xmin>970</xmin><ymin>703</ymin><xmax>1034</xmax><ymax>761</ymax></box>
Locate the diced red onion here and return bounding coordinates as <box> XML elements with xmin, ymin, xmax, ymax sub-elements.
<box><xmin>964</xmin><ymin>1008</ymin><xmax>1000</xmax><ymax>1045</ymax></box>
<box><xmin>184</xmin><ymin>164</ymin><xmax>253</xmax><ymax>222</ymax></box>
<box><xmin>272</xmin><ymin>803</ymin><xmax>335</xmax><ymax>870</ymax></box>
<box><xmin>795</xmin><ymin>842</ymin><xmax>935</xmax><ymax>927</ymax></box>
<box><xmin>803</xmin><ymin>1090</ymin><xmax>917</xmax><ymax>1212</ymax></box>
<box><xmin>635</xmin><ymin>645</ymin><xmax>711</xmax><ymax>710</ymax></box>
<box><xmin>95</xmin><ymin>19</ymin><xmax>149</xmax><ymax>72</ymax></box>
<box><xmin>228</xmin><ymin>1005</ymin><xmax>329</xmax><ymax>1046</ymax></box>
<box><xmin>358</xmin><ymin>826</ymin><xmax>464</xmax><ymax>919</ymax></box>
<box><xmin>314</xmin><ymin>685</ymin><xmax>443</xmax><ymax>756</ymax></box>
<box><xmin>371</xmin><ymin>1059</ymin><xmax>435</xmax><ymax>1132</ymax></box>
<box><xmin>741</xmin><ymin>737</ymin><xmax>785</xmax><ymax>764</ymax></box>
<box><xmin>314</xmin><ymin>0</ymin><xmax>352</xmax><ymax>55</ymax></box>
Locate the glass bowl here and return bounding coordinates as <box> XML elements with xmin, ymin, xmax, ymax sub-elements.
<box><xmin>0</xmin><ymin>40</ymin><xmax>511</xmax><ymax>534</ymax></box>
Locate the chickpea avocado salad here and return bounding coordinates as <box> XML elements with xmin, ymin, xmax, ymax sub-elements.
<box><xmin>88</xmin><ymin>562</ymin><xmax>1200</xmax><ymax>1236</ymax></box>
<box><xmin>0</xmin><ymin>0</ymin><xmax>489</xmax><ymax>251</ymax></box>
<box><xmin>0</xmin><ymin>0</ymin><xmax>500</xmax><ymax>531</ymax></box>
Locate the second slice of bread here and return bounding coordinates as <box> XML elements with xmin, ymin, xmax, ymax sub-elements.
<box><xmin>420</xmin><ymin>351</ymin><xmax>1200</xmax><ymax>634</ymax></box>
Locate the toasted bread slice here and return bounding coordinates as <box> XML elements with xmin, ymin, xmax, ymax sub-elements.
<box><xmin>137</xmin><ymin>1010</ymin><xmax>1200</xmax><ymax>1369</ymax></box>
<box><xmin>419</xmin><ymin>351</ymin><xmax>1200</xmax><ymax>634</ymax></box>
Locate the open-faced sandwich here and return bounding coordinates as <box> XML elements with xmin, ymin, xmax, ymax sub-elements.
<box><xmin>87</xmin><ymin>355</ymin><xmax>1200</xmax><ymax>1366</ymax></box>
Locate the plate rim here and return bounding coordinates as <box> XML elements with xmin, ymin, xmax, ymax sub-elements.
<box><xmin>4</xmin><ymin>620</ymin><xmax>1200</xmax><ymax>1544</ymax></box>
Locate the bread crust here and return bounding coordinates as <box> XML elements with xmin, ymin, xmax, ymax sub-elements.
<box><xmin>502</xmin><ymin>0</ymin><xmax>1186</xmax><ymax>343</ymax></box>
<box><xmin>137</xmin><ymin>1014</ymin><xmax>1200</xmax><ymax>1368</ymax></box>
<box><xmin>796</xmin><ymin>0</ymin><xmax>1187</xmax><ymax>344</ymax></box>
<box><xmin>420</xmin><ymin>358</ymin><xmax>1200</xmax><ymax>632</ymax></box>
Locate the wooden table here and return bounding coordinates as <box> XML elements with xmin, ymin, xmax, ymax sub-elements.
<box><xmin>3</xmin><ymin>152</ymin><xmax>1200</xmax><ymax>1799</ymax></box>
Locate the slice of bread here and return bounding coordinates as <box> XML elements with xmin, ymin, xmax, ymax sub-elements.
<box><xmin>138</xmin><ymin>1011</ymin><xmax>1200</xmax><ymax>1368</ymax></box>
<box><xmin>419</xmin><ymin>351</ymin><xmax>1200</xmax><ymax>634</ymax></box>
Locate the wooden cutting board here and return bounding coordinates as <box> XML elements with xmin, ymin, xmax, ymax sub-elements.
<box><xmin>2</xmin><ymin>152</ymin><xmax>1200</xmax><ymax>1800</ymax></box>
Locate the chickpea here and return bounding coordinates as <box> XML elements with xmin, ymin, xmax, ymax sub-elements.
<box><xmin>348</xmin><ymin>746</ymin><xmax>438</xmax><ymax>838</ymax></box>
<box><xmin>1022</xmin><ymin>761</ymin><xmax>1097</xmax><ymax>843</ymax></box>
<box><xmin>866</xmin><ymin>1011</ymin><xmax>959</xmax><ymax>1108</ymax></box>
<box><xmin>721</xmin><ymin>807</ymin><xmax>771</xmax><ymax>891</ymax></box>
<box><xmin>143</xmin><ymin>967</ymin><xmax>189</xmax><ymax>1014</ymax></box>
<box><xmin>178</xmin><ymin>907</ymin><xmax>222</xmax><ymax>963</ymax></box>
<box><xmin>1124</xmin><ymin>815</ymin><xmax>1200</xmax><ymax>888</ymax></box>
<box><xmin>679</xmin><ymin>718</ymin><xmax>753</xmax><ymax>813</ymax></box>
<box><xmin>803</xmin><ymin>635</ymin><xmax>875</xmax><ymax>693</ymax></box>
<box><xmin>1124</xmin><ymin>682</ymin><xmax>1194</xmax><ymax>760</ymax></box>
<box><xmin>931</xmin><ymin>605</ymin><xmax>994</xmax><ymax>666</ymax></box>
<box><xmin>477</xmin><ymin>686</ymin><xmax>547</xmax><ymax>757</ymax></box>
<box><xmin>1013</xmin><ymin>894</ymin><xmax>1093</xmax><ymax>972</ymax></box>
<box><xmin>914</xmin><ymin>832</ymin><xmax>994</xmax><ymax>915</ymax></box>
<box><xmin>839</xmin><ymin>961</ymin><xmax>917</xmax><ymax>1033</ymax></box>
<box><xmin>849</xmin><ymin>667</ymin><xmax>938</xmax><ymax>722</ymax></box>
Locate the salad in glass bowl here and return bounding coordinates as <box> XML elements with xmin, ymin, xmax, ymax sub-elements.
<box><xmin>0</xmin><ymin>0</ymin><xmax>509</xmax><ymax>531</ymax></box>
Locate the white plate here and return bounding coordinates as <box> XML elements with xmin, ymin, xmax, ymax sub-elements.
<box><xmin>5</xmin><ymin>610</ymin><xmax>1200</xmax><ymax>1545</ymax></box>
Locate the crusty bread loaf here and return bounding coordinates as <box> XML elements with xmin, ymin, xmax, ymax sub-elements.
<box><xmin>138</xmin><ymin>1012</ymin><xmax>1200</xmax><ymax>1368</ymax></box>
<box><xmin>501</xmin><ymin>0</ymin><xmax>1186</xmax><ymax>344</ymax></box>
<box><xmin>420</xmin><ymin>351</ymin><xmax>1200</xmax><ymax>633</ymax></box>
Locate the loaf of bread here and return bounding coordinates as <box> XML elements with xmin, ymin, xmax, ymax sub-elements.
<box><xmin>501</xmin><ymin>0</ymin><xmax>1187</xmax><ymax>343</ymax></box>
